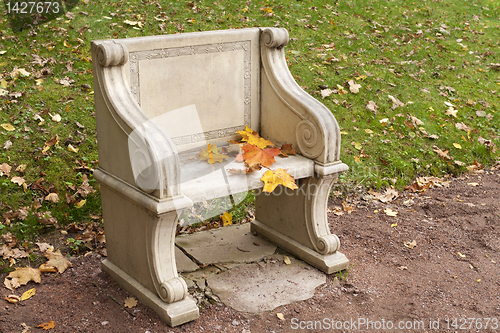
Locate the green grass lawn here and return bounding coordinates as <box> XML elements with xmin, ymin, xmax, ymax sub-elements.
<box><xmin>0</xmin><ymin>0</ymin><xmax>499</xmax><ymax>243</ymax></box>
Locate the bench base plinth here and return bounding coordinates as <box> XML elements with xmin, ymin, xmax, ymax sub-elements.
<box><xmin>102</xmin><ymin>259</ymin><xmax>199</xmax><ymax>327</ymax></box>
<box><xmin>251</xmin><ymin>220</ymin><xmax>349</xmax><ymax>274</ymax></box>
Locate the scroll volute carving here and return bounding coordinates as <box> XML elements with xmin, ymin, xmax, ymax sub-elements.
<box><xmin>96</xmin><ymin>41</ymin><xmax>129</xmax><ymax>67</ymax></box>
<box><xmin>261</xmin><ymin>28</ymin><xmax>289</xmax><ymax>48</ymax></box>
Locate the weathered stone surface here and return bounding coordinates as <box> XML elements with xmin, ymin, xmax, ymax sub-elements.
<box><xmin>176</xmin><ymin>223</ymin><xmax>277</xmax><ymax>265</ymax></box>
<box><xmin>175</xmin><ymin>246</ymin><xmax>199</xmax><ymax>273</ymax></box>
<box><xmin>206</xmin><ymin>255</ymin><xmax>326</xmax><ymax>313</ymax></box>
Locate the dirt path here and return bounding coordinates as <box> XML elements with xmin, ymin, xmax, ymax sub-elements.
<box><xmin>1</xmin><ymin>164</ymin><xmax>499</xmax><ymax>333</ymax></box>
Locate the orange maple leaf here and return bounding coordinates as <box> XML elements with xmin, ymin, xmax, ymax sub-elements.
<box><xmin>242</xmin><ymin>144</ymin><xmax>280</xmax><ymax>168</ymax></box>
<box><xmin>37</xmin><ymin>321</ymin><xmax>55</xmax><ymax>330</ymax></box>
<box><xmin>260</xmin><ymin>168</ymin><xmax>298</xmax><ymax>193</ymax></box>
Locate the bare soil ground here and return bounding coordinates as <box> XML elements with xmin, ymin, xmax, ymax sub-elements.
<box><xmin>1</xmin><ymin>163</ymin><xmax>500</xmax><ymax>333</ymax></box>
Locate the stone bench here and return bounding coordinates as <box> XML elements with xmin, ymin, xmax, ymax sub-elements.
<box><xmin>91</xmin><ymin>27</ymin><xmax>349</xmax><ymax>326</ymax></box>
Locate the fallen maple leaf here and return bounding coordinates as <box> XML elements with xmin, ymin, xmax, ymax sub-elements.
<box><xmin>124</xmin><ymin>297</ymin><xmax>138</xmax><ymax>308</ymax></box>
<box><xmin>199</xmin><ymin>143</ymin><xmax>229</xmax><ymax>164</ymax></box>
<box><xmin>45</xmin><ymin>193</ymin><xmax>59</xmax><ymax>203</ymax></box>
<box><xmin>37</xmin><ymin>321</ymin><xmax>55</xmax><ymax>330</ymax></box>
<box><xmin>388</xmin><ymin>95</ymin><xmax>404</xmax><ymax>109</ymax></box>
<box><xmin>432</xmin><ymin>145</ymin><xmax>452</xmax><ymax>160</ymax></box>
<box><xmin>6</xmin><ymin>267</ymin><xmax>41</xmax><ymax>286</ymax></box>
<box><xmin>42</xmin><ymin>249</ymin><xmax>72</xmax><ymax>274</ymax></box>
<box><xmin>455</xmin><ymin>122</ymin><xmax>470</xmax><ymax>131</ymax></box>
<box><xmin>42</xmin><ymin>134</ymin><xmax>60</xmax><ymax>153</ymax></box>
<box><xmin>220</xmin><ymin>211</ymin><xmax>232</xmax><ymax>226</ymax></box>
<box><xmin>445</xmin><ymin>106</ymin><xmax>458</xmax><ymax>117</ymax></box>
<box><xmin>366</xmin><ymin>101</ymin><xmax>378</xmax><ymax>114</ymax></box>
<box><xmin>11</xmin><ymin>176</ymin><xmax>26</xmax><ymax>186</ymax></box>
<box><xmin>34</xmin><ymin>211</ymin><xmax>57</xmax><ymax>226</ymax></box>
<box><xmin>384</xmin><ymin>208</ymin><xmax>398</xmax><ymax>217</ymax></box>
<box><xmin>36</xmin><ymin>242</ymin><xmax>54</xmax><ymax>253</ymax></box>
<box><xmin>321</xmin><ymin>88</ymin><xmax>334</xmax><ymax>98</ymax></box>
<box><xmin>348</xmin><ymin>80</ymin><xmax>361</xmax><ymax>93</ymax></box>
<box><xmin>0</xmin><ymin>163</ymin><xmax>12</xmax><ymax>176</ymax></box>
<box><xmin>242</xmin><ymin>144</ymin><xmax>280</xmax><ymax>168</ymax></box>
<box><xmin>237</xmin><ymin>126</ymin><xmax>274</xmax><ymax>149</ymax></box>
<box><xmin>260</xmin><ymin>168</ymin><xmax>298</xmax><ymax>193</ymax></box>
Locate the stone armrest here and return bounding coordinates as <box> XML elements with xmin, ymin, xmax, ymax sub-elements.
<box><xmin>91</xmin><ymin>41</ymin><xmax>182</xmax><ymax>199</ymax></box>
<box><xmin>259</xmin><ymin>28</ymin><xmax>347</xmax><ymax>176</ymax></box>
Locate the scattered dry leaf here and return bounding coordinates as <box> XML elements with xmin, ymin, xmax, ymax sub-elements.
<box><xmin>220</xmin><ymin>211</ymin><xmax>232</xmax><ymax>226</ymax></box>
<box><xmin>0</xmin><ymin>163</ymin><xmax>12</xmax><ymax>176</ymax></box>
<box><xmin>5</xmin><ymin>295</ymin><xmax>21</xmax><ymax>303</ymax></box>
<box><xmin>384</xmin><ymin>208</ymin><xmax>398</xmax><ymax>217</ymax></box>
<box><xmin>404</xmin><ymin>240</ymin><xmax>417</xmax><ymax>249</ymax></box>
<box><xmin>45</xmin><ymin>193</ymin><xmax>59</xmax><ymax>203</ymax></box>
<box><xmin>42</xmin><ymin>249</ymin><xmax>72</xmax><ymax>274</ymax></box>
<box><xmin>366</xmin><ymin>101</ymin><xmax>378</xmax><ymax>114</ymax></box>
<box><xmin>260</xmin><ymin>168</ymin><xmax>298</xmax><ymax>193</ymax></box>
<box><xmin>6</xmin><ymin>267</ymin><xmax>41</xmax><ymax>287</ymax></box>
<box><xmin>37</xmin><ymin>321</ymin><xmax>55</xmax><ymax>330</ymax></box>
<box><xmin>21</xmin><ymin>288</ymin><xmax>36</xmax><ymax>301</ymax></box>
<box><xmin>388</xmin><ymin>95</ymin><xmax>404</xmax><ymax>109</ymax></box>
<box><xmin>199</xmin><ymin>143</ymin><xmax>229</xmax><ymax>164</ymax></box>
<box><xmin>1</xmin><ymin>123</ymin><xmax>15</xmax><ymax>131</ymax></box>
<box><xmin>348</xmin><ymin>80</ymin><xmax>361</xmax><ymax>93</ymax></box>
<box><xmin>124</xmin><ymin>297</ymin><xmax>138</xmax><ymax>308</ymax></box>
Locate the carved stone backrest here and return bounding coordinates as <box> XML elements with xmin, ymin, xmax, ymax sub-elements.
<box><xmin>117</xmin><ymin>29</ymin><xmax>261</xmax><ymax>152</ymax></box>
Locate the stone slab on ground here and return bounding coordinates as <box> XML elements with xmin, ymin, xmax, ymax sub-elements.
<box><xmin>175</xmin><ymin>246</ymin><xmax>200</xmax><ymax>273</ymax></box>
<box><xmin>175</xmin><ymin>223</ymin><xmax>277</xmax><ymax>265</ymax></box>
<box><xmin>205</xmin><ymin>254</ymin><xmax>326</xmax><ymax>313</ymax></box>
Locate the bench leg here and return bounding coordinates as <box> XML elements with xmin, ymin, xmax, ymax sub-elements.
<box><xmin>251</xmin><ymin>174</ymin><xmax>349</xmax><ymax>274</ymax></box>
<box><xmin>99</xmin><ymin>185</ymin><xmax>199</xmax><ymax>326</ymax></box>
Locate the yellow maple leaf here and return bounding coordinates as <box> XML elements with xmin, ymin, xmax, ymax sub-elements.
<box><xmin>237</xmin><ymin>126</ymin><xmax>274</xmax><ymax>149</ymax></box>
<box><xmin>220</xmin><ymin>211</ymin><xmax>232</xmax><ymax>226</ymax></box>
<box><xmin>260</xmin><ymin>168</ymin><xmax>298</xmax><ymax>193</ymax></box>
<box><xmin>199</xmin><ymin>143</ymin><xmax>229</xmax><ymax>164</ymax></box>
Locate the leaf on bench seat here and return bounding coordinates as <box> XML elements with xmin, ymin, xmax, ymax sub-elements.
<box><xmin>237</xmin><ymin>125</ymin><xmax>274</xmax><ymax>149</ymax></box>
<box><xmin>198</xmin><ymin>143</ymin><xmax>229</xmax><ymax>164</ymax></box>
<box><xmin>260</xmin><ymin>168</ymin><xmax>298</xmax><ymax>193</ymax></box>
<box><xmin>242</xmin><ymin>144</ymin><xmax>280</xmax><ymax>168</ymax></box>
<box><xmin>279</xmin><ymin>143</ymin><xmax>297</xmax><ymax>157</ymax></box>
